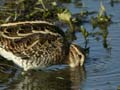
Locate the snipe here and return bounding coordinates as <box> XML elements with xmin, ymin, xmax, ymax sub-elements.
<box><xmin>0</xmin><ymin>21</ymin><xmax>85</xmax><ymax>71</ymax></box>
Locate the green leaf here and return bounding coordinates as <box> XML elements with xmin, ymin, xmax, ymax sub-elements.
<box><xmin>98</xmin><ymin>2</ymin><xmax>106</xmax><ymax>17</ymax></box>
<box><xmin>51</xmin><ymin>2</ymin><xmax>57</xmax><ymax>6</ymax></box>
<box><xmin>80</xmin><ymin>26</ymin><xmax>89</xmax><ymax>39</ymax></box>
<box><xmin>57</xmin><ymin>9</ymin><xmax>72</xmax><ymax>23</ymax></box>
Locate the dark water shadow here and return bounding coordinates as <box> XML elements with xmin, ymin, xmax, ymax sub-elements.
<box><xmin>6</xmin><ymin>66</ymin><xmax>85</xmax><ymax>90</ymax></box>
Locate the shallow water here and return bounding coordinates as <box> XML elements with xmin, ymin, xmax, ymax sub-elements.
<box><xmin>0</xmin><ymin>0</ymin><xmax>120</xmax><ymax>90</ymax></box>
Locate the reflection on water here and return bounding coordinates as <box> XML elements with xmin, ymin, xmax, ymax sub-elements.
<box><xmin>0</xmin><ymin>56</ymin><xmax>85</xmax><ymax>90</ymax></box>
<box><xmin>6</xmin><ymin>67</ymin><xmax>85</xmax><ymax>90</ymax></box>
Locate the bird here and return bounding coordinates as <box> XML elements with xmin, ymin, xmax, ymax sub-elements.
<box><xmin>0</xmin><ymin>21</ymin><xmax>85</xmax><ymax>71</ymax></box>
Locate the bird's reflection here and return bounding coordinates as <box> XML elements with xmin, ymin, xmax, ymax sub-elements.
<box><xmin>6</xmin><ymin>66</ymin><xmax>85</xmax><ymax>90</ymax></box>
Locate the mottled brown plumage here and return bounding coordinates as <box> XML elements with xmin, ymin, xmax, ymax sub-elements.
<box><xmin>0</xmin><ymin>21</ymin><xmax>85</xmax><ymax>71</ymax></box>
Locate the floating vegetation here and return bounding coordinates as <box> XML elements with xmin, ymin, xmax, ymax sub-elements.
<box><xmin>90</xmin><ymin>2</ymin><xmax>111</xmax><ymax>29</ymax></box>
<box><xmin>90</xmin><ymin>2</ymin><xmax>111</xmax><ymax>48</ymax></box>
<box><xmin>118</xmin><ymin>85</ymin><xmax>120</xmax><ymax>90</ymax></box>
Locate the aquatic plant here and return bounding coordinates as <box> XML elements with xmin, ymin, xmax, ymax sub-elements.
<box><xmin>90</xmin><ymin>2</ymin><xmax>111</xmax><ymax>28</ymax></box>
<box><xmin>90</xmin><ymin>2</ymin><xmax>111</xmax><ymax>48</ymax></box>
<box><xmin>57</xmin><ymin>9</ymin><xmax>74</xmax><ymax>31</ymax></box>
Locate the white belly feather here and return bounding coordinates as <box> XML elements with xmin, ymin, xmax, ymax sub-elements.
<box><xmin>0</xmin><ymin>47</ymin><xmax>46</xmax><ymax>71</ymax></box>
<box><xmin>0</xmin><ymin>47</ymin><xmax>23</xmax><ymax>67</ymax></box>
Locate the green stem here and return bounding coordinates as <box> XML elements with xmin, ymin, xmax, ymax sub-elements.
<box><xmin>68</xmin><ymin>21</ymin><xmax>74</xmax><ymax>32</ymax></box>
<box><xmin>41</xmin><ymin>0</ymin><xmax>46</xmax><ymax>10</ymax></box>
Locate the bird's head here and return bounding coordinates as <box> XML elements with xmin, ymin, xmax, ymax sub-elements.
<box><xmin>68</xmin><ymin>43</ymin><xmax>85</xmax><ymax>68</ymax></box>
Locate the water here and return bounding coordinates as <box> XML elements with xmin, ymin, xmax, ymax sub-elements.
<box><xmin>0</xmin><ymin>0</ymin><xmax>120</xmax><ymax>90</ymax></box>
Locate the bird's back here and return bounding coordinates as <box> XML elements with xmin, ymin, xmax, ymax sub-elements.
<box><xmin>0</xmin><ymin>21</ymin><xmax>69</xmax><ymax>70</ymax></box>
